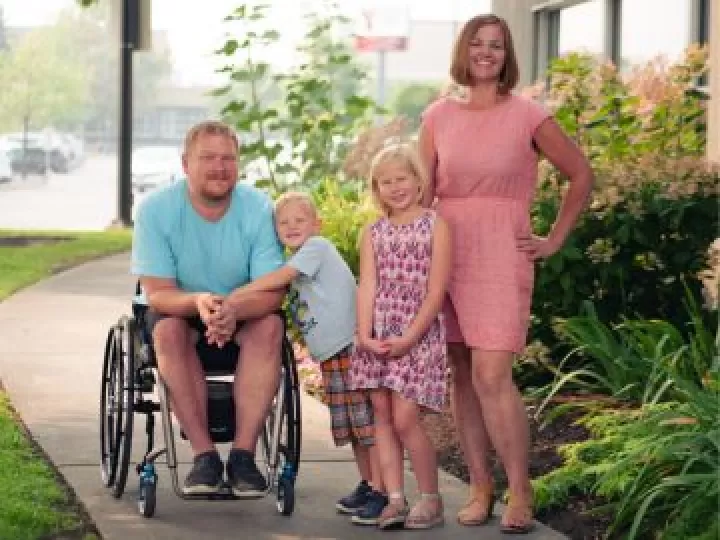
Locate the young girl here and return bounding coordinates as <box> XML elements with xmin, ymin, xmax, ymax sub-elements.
<box><xmin>350</xmin><ymin>142</ymin><xmax>451</xmax><ymax>530</ymax></box>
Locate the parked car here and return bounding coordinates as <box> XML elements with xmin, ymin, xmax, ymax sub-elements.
<box><xmin>131</xmin><ymin>146</ymin><xmax>182</xmax><ymax>193</ymax></box>
<box><xmin>7</xmin><ymin>147</ymin><xmax>48</xmax><ymax>175</ymax></box>
<box><xmin>0</xmin><ymin>149</ymin><xmax>13</xmax><ymax>183</ymax></box>
<box><xmin>0</xmin><ymin>131</ymin><xmax>81</xmax><ymax>174</ymax></box>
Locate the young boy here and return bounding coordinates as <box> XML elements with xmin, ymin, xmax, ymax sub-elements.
<box><xmin>233</xmin><ymin>191</ymin><xmax>387</xmax><ymax>524</ymax></box>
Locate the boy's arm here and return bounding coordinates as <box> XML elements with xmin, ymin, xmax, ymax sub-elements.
<box><xmin>236</xmin><ymin>265</ymin><xmax>299</xmax><ymax>296</ymax></box>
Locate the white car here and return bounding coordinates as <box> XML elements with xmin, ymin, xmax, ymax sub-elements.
<box><xmin>0</xmin><ymin>149</ymin><xmax>14</xmax><ymax>183</ymax></box>
<box><xmin>131</xmin><ymin>146</ymin><xmax>182</xmax><ymax>193</ymax></box>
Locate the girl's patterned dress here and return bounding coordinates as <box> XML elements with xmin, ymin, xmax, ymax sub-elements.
<box><xmin>350</xmin><ymin>211</ymin><xmax>447</xmax><ymax>412</ymax></box>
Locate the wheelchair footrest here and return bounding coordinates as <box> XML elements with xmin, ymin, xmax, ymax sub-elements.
<box><xmin>180</xmin><ymin>483</ymin><xmax>265</xmax><ymax>501</ymax></box>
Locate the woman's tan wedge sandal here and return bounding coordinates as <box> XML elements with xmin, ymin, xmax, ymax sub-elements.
<box><xmin>457</xmin><ymin>482</ymin><xmax>495</xmax><ymax>526</ymax></box>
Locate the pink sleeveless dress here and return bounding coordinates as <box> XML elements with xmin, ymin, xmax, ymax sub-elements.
<box><xmin>349</xmin><ymin>211</ymin><xmax>447</xmax><ymax>412</ymax></box>
<box><xmin>422</xmin><ymin>95</ymin><xmax>551</xmax><ymax>353</ymax></box>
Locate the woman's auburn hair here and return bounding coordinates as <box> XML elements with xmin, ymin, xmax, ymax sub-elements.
<box><xmin>449</xmin><ymin>14</ymin><xmax>519</xmax><ymax>94</ymax></box>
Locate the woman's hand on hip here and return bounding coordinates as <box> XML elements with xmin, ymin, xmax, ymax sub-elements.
<box><xmin>516</xmin><ymin>234</ymin><xmax>562</xmax><ymax>260</ymax></box>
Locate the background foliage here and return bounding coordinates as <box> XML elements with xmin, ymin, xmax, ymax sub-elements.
<box><xmin>523</xmin><ymin>49</ymin><xmax>717</xmax><ymax>362</ymax></box>
<box><xmin>214</xmin><ymin>2</ymin><xmax>378</xmax><ymax>193</ymax></box>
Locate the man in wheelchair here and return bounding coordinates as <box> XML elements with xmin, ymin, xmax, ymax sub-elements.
<box><xmin>131</xmin><ymin>120</ymin><xmax>286</xmax><ymax>497</ymax></box>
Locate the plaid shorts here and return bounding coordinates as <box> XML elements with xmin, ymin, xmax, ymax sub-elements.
<box><xmin>321</xmin><ymin>346</ymin><xmax>375</xmax><ymax>447</ymax></box>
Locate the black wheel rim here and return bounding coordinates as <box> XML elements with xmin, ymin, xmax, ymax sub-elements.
<box><xmin>111</xmin><ymin>317</ymin><xmax>135</xmax><ymax>498</ymax></box>
<box><xmin>277</xmin><ymin>476</ymin><xmax>295</xmax><ymax>515</ymax></box>
<box><xmin>283</xmin><ymin>339</ymin><xmax>301</xmax><ymax>472</ymax></box>
<box><xmin>100</xmin><ymin>326</ymin><xmax>119</xmax><ymax>487</ymax></box>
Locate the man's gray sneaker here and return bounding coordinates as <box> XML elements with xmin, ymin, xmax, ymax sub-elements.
<box><xmin>226</xmin><ymin>448</ymin><xmax>267</xmax><ymax>497</ymax></box>
<box><xmin>182</xmin><ymin>451</ymin><xmax>223</xmax><ymax>495</ymax></box>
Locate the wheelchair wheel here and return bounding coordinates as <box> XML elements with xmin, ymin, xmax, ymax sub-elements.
<box><xmin>282</xmin><ymin>338</ymin><xmax>301</xmax><ymax>473</ymax></box>
<box><xmin>99</xmin><ymin>316</ymin><xmax>135</xmax><ymax>498</ymax></box>
<box><xmin>277</xmin><ymin>475</ymin><xmax>295</xmax><ymax>516</ymax></box>
<box><xmin>267</xmin><ymin>339</ymin><xmax>301</xmax><ymax>515</ymax></box>
<box><xmin>100</xmin><ymin>326</ymin><xmax>119</xmax><ymax>487</ymax></box>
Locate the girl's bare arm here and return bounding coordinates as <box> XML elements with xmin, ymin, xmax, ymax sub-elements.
<box><xmin>356</xmin><ymin>225</ymin><xmax>377</xmax><ymax>343</ymax></box>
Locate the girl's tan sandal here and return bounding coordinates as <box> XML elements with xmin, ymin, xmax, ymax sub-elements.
<box><xmin>405</xmin><ymin>493</ymin><xmax>445</xmax><ymax>530</ymax></box>
<box><xmin>377</xmin><ymin>494</ymin><xmax>409</xmax><ymax>530</ymax></box>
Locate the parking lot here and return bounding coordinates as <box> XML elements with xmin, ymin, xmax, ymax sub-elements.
<box><xmin>0</xmin><ymin>154</ymin><xmax>122</xmax><ymax>230</ymax></box>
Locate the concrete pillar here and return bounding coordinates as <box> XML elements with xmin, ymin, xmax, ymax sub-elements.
<box><xmin>708</xmin><ymin>0</ymin><xmax>719</xmax><ymax>163</ymax></box>
<box><xmin>491</xmin><ymin>0</ymin><xmax>537</xmax><ymax>87</ymax></box>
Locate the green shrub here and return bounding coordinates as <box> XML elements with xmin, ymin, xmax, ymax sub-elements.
<box><xmin>527</xmin><ymin>48</ymin><xmax>718</xmax><ymax>355</ymax></box>
<box><xmin>532</xmin><ymin>287</ymin><xmax>717</xmax><ymax>409</ymax></box>
<box><xmin>533</xmin><ymin>388</ymin><xmax>719</xmax><ymax>539</ymax></box>
<box><xmin>313</xmin><ymin>178</ymin><xmax>377</xmax><ymax>276</ymax></box>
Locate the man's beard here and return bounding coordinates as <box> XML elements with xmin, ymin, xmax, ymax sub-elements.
<box><xmin>199</xmin><ymin>176</ymin><xmax>234</xmax><ymax>206</ymax></box>
<box><xmin>200</xmin><ymin>188</ymin><xmax>232</xmax><ymax>205</ymax></box>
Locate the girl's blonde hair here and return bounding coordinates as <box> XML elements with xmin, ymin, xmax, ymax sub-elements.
<box><xmin>274</xmin><ymin>191</ymin><xmax>318</xmax><ymax>218</ymax></box>
<box><xmin>368</xmin><ymin>142</ymin><xmax>428</xmax><ymax>215</ymax></box>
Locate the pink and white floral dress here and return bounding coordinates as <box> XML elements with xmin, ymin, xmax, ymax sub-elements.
<box><xmin>350</xmin><ymin>211</ymin><xmax>447</xmax><ymax>412</ymax></box>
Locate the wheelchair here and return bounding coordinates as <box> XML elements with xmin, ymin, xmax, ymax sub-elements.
<box><xmin>98</xmin><ymin>296</ymin><xmax>302</xmax><ymax>518</ymax></box>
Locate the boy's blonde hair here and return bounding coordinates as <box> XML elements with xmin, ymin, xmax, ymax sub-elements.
<box><xmin>274</xmin><ymin>191</ymin><xmax>318</xmax><ymax>218</ymax></box>
<box><xmin>368</xmin><ymin>142</ymin><xmax>428</xmax><ymax>215</ymax></box>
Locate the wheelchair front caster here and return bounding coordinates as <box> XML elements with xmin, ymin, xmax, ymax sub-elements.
<box><xmin>276</xmin><ymin>476</ymin><xmax>295</xmax><ymax>516</ymax></box>
<box><xmin>138</xmin><ymin>466</ymin><xmax>158</xmax><ymax>517</ymax></box>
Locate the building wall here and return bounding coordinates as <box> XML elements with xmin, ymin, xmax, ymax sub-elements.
<box><xmin>490</xmin><ymin>0</ymin><xmax>540</xmax><ymax>87</ymax></box>
<box><xmin>494</xmin><ymin>0</ymin><xmax>717</xmax><ymax>162</ymax></box>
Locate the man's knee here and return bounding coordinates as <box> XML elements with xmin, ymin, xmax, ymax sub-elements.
<box><xmin>153</xmin><ymin>316</ymin><xmax>194</xmax><ymax>352</ymax></box>
<box><xmin>237</xmin><ymin>314</ymin><xmax>283</xmax><ymax>353</ymax></box>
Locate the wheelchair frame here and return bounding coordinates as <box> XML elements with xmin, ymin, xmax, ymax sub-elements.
<box><xmin>99</xmin><ymin>305</ymin><xmax>302</xmax><ymax>518</ymax></box>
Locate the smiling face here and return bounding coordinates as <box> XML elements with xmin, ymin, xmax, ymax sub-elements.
<box><xmin>467</xmin><ymin>23</ymin><xmax>507</xmax><ymax>84</ymax></box>
<box><xmin>182</xmin><ymin>132</ymin><xmax>238</xmax><ymax>204</ymax></box>
<box><xmin>373</xmin><ymin>159</ymin><xmax>423</xmax><ymax>216</ymax></box>
<box><xmin>450</xmin><ymin>15</ymin><xmax>518</xmax><ymax>92</ymax></box>
<box><xmin>274</xmin><ymin>200</ymin><xmax>320</xmax><ymax>250</ymax></box>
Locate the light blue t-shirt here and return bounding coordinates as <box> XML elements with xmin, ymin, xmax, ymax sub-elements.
<box><xmin>131</xmin><ymin>178</ymin><xmax>284</xmax><ymax>298</ymax></box>
<box><xmin>286</xmin><ymin>236</ymin><xmax>357</xmax><ymax>362</ymax></box>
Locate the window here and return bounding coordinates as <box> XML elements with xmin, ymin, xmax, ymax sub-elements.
<box><xmin>620</xmin><ymin>0</ymin><xmax>691</xmax><ymax>69</ymax></box>
<box><xmin>558</xmin><ymin>0</ymin><xmax>605</xmax><ymax>57</ymax></box>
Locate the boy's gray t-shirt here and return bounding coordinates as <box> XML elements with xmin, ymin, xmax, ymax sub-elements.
<box><xmin>286</xmin><ymin>236</ymin><xmax>356</xmax><ymax>362</ymax></box>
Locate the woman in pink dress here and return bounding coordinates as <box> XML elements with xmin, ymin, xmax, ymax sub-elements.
<box><xmin>418</xmin><ymin>14</ymin><xmax>594</xmax><ymax>534</ymax></box>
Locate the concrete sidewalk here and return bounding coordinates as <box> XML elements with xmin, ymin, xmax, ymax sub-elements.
<box><xmin>0</xmin><ymin>253</ymin><xmax>565</xmax><ymax>540</ymax></box>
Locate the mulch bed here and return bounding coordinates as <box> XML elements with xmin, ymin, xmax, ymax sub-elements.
<box><xmin>422</xmin><ymin>403</ymin><xmax>612</xmax><ymax>540</ymax></box>
<box><xmin>0</xmin><ymin>235</ymin><xmax>72</xmax><ymax>247</ymax></box>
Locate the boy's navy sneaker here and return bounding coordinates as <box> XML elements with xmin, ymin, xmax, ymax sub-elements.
<box><xmin>226</xmin><ymin>448</ymin><xmax>267</xmax><ymax>497</ymax></box>
<box><xmin>351</xmin><ymin>490</ymin><xmax>389</xmax><ymax>525</ymax></box>
<box><xmin>336</xmin><ymin>480</ymin><xmax>372</xmax><ymax>514</ymax></box>
<box><xmin>182</xmin><ymin>451</ymin><xmax>223</xmax><ymax>495</ymax></box>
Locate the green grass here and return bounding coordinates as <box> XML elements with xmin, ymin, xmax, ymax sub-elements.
<box><xmin>0</xmin><ymin>391</ymin><xmax>99</xmax><ymax>540</ymax></box>
<box><xmin>0</xmin><ymin>229</ymin><xmax>132</xmax><ymax>300</ymax></box>
<box><xmin>0</xmin><ymin>228</ymin><xmax>131</xmax><ymax>539</ymax></box>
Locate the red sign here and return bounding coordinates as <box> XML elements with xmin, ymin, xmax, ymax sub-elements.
<box><xmin>354</xmin><ymin>5</ymin><xmax>410</xmax><ymax>52</ymax></box>
<box><xmin>354</xmin><ymin>36</ymin><xmax>408</xmax><ymax>52</ymax></box>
